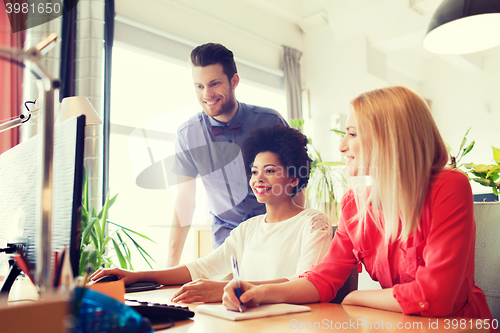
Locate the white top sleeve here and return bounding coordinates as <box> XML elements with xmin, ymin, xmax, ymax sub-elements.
<box><xmin>185</xmin><ymin>209</ymin><xmax>332</xmax><ymax>282</ymax></box>
<box><xmin>184</xmin><ymin>226</ymin><xmax>241</xmax><ymax>281</ymax></box>
<box><xmin>290</xmin><ymin>209</ymin><xmax>333</xmax><ymax>280</ymax></box>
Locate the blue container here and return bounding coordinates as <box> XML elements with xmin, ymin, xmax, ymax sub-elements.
<box><xmin>71</xmin><ymin>287</ymin><xmax>153</xmax><ymax>333</ymax></box>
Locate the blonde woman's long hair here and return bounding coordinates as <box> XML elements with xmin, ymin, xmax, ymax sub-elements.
<box><xmin>351</xmin><ymin>86</ymin><xmax>448</xmax><ymax>242</ymax></box>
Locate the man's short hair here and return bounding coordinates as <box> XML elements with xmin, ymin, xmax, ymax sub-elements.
<box><xmin>190</xmin><ymin>43</ymin><xmax>238</xmax><ymax>82</ymax></box>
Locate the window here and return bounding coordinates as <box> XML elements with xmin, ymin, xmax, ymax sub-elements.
<box><xmin>109</xmin><ymin>44</ymin><xmax>286</xmax><ymax>269</ymax></box>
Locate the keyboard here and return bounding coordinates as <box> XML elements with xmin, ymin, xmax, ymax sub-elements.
<box><xmin>126</xmin><ymin>299</ymin><xmax>195</xmax><ymax>322</ymax></box>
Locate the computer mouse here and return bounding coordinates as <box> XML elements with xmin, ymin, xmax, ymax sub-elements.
<box><xmin>94</xmin><ymin>274</ymin><xmax>119</xmax><ymax>283</ymax></box>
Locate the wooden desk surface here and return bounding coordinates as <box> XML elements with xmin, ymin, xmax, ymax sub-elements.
<box><xmin>126</xmin><ymin>286</ymin><xmax>488</xmax><ymax>333</ymax></box>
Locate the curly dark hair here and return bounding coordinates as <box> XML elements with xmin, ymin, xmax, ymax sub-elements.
<box><xmin>242</xmin><ymin>124</ymin><xmax>312</xmax><ymax>197</ymax></box>
<box><xmin>190</xmin><ymin>43</ymin><xmax>237</xmax><ymax>82</ymax></box>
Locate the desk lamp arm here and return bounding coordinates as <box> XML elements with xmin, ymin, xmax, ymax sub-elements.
<box><xmin>0</xmin><ymin>108</ymin><xmax>39</xmax><ymax>134</ymax></box>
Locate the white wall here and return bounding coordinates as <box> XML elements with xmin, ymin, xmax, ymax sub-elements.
<box><xmin>302</xmin><ymin>29</ymin><xmax>389</xmax><ymax>164</ymax></box>
<box><xmin>116</xmin><ymin>0</ymin><xmax>303</xmax><ymax>74</ymax></box>
<box><xmin>425</xmin><ymin>55</ymin><xmax>500</xmax><ymax>194</ymax></box>
<box><xmin>301</xmin><ymin>9</ymin><xmax>500</xmax><ymax>196</ymax></box>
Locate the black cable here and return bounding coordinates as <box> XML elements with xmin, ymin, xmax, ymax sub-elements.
<box><xmin>21</xmin><ymin>100</ymin><xmax>38</xmax><ymax>123</ymax></box>
<box><xmin>24</xmin><ymin>100</ymin><xmax>37</xmax><ymax>111</ymax></box>
<box><xmin>0</xmin><ymin>244</ymin><xmax>19</xmax><ymax>254</ymax></box>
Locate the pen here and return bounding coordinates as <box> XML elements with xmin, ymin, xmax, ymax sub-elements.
<box><xmin>13</xmin><ymin>253</ymin><xmax>35</xmax><ymax>285</ymax></box>
<box><xmin>230</xmin><ymin>255</ymin><xmax>243</xmax><ymax>312</ymax></box>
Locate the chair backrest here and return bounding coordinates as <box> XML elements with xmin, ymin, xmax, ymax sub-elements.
<box><xmin>330</xmin><ymin>226</ymin><xmax>359</xmax><ymax>304</ymax></box>
<box><xmin>474</xmin><ymin>202</ymin><xmax>500</xmax><ymax>321</ymax></box>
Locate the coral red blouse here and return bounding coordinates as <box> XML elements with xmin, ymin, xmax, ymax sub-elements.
<box><xmin>301</xmin><ymin>170</ymin><xmax>492</xmax><ymax>319</ymax></box>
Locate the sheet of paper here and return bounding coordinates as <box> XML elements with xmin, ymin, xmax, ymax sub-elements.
<box><xmin>196</xmin><ymin>303</ymin><xmax>310</xmax><ymax>321</ymax></box>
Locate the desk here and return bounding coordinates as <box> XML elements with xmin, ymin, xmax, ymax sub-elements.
<box><xmin>126</xmin><ymin>286</ymin><xmax>488</xmax><ymax>333</ymax></box>
<box><xmin>2</xmin><ymin>278</ymin><xmax>68</xmax><ymax>333</ymax></box>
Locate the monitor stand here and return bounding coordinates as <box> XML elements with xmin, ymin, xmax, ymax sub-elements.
<box><xmin>0</xmin><ymin>241</ymin><xmax>27</xmax><ymax>295</ymax></box>
<box><xmin>0</xmin><ymin>258</ymin><xmax>22</xmax><ymax>295</ymax></box>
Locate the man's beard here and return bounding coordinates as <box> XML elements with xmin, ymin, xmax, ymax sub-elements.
<box><xmin>204</xmin><ymin>95</ymin><xmax>237</xmax><ymax>119</ymax></box>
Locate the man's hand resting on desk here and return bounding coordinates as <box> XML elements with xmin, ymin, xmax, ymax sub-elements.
<box><xmin>171</xmin><ymin>279</ymin><xmax>228</xmax><ymax>303</ymax></box>
<box><xmin>89</xmin><ymin>267</ymin><xmax>139</xmax><ymax>286</ymax></box>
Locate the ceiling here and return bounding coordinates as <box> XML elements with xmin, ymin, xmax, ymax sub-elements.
<box><xmin>239</xmin><ymin>0</ymin><xmax>500</xmax><ymax>80</ymax></box>
<box><xmin>153</xmin><ymin>0</ymin><xmax>500</xmax><ymax>83</ymax></box>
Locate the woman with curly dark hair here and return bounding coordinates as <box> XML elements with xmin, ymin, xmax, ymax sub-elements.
<box><xmin>242</xmin><ymin>123</ymin><xmax>311</xmax><ymax>201</ymax></box>
<box><xmin>91</xmin><ymin>124</ymin><xmax>332</xmax><ymax>303</ymax></box>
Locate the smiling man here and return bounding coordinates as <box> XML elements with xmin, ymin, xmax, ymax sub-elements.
<box><xmin>167</xmin><ymin>43</ymin><xmax>294</xmax><ymax>267</ymax></box>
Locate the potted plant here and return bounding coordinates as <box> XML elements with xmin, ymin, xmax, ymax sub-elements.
<box><xmin>448</xmin><ymin>128</ymin><xmax>499</xmax><ymax>201</ymax></box>
<box><xmin>448</xmin><ymin>130</ymin><xmax>500</xmax><ymax>321</ymax></box>
<box><xmin>463</xmin><ymin>145</ymin><xmax>500</xmax><ymax>199</ymax></box>
<box><xmin>79</xmin><ymin>171</ymin><xmax>155</xmax><ymax>276</ymax></box>
<box><xmin>290</xmin><ymin>119</ymin><xmax>346</xmax><ymax>224</ymax></box>
<box><xmin>308</xmin><ymin>143</ymin><xmax>346</xmax><ymax>224</ymax></box>
<box><xmin>447</xmin><ymin>128</ymin><xmax>475</xmax><ymax>171</ymax></box>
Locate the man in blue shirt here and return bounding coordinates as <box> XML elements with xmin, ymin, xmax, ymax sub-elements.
<box><xmin>167</xmin><ymin>43</ymin><xmax>303</xmax><ymax>267</ymax></box>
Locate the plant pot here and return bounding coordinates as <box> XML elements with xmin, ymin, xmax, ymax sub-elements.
<box><xmin>473</xmin><ymin>201</ymin><xmax>500</xmax><ymax>322</ymax></box>
<box><xmin>474</xmin><ymin>193</ymin><xmax>499</xmax><ymax>202</ymax></box>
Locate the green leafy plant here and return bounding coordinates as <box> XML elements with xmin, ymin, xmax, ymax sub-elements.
<box><xmin>447</xmin><ymin>128</ymin><xmax>475</xmax><ymax>172</ymax></box>
<box><xmin>308</xmin><ymin>143</ymin><xmax>346</xmax><ymax>220</ymax></box>
<box><xmin>463</xmin><ymin>146</ymin><xmax>500</xmax><ymax>196</ymax></box>
<box><xmin>330</xmin><ymin>128</ymin><xmax>346</xmax><ymax>140</ymax></box>
<box><xmin>447</xmin><ymin>128</ymin><xmax>499</xmax><ymax>196</ymax></box>
<box><xmin>290</xmin><ymin>119</ymin><xmax>346</xmax><ymax>222</ymax></box>
<box><xmin>79</xmin><ymin>171</ymin><xmax>155</xmax><ymax>276</ymax></box>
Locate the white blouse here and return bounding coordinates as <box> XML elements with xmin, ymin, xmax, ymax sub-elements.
<box><xmin>185</xmin><ymin>208</ymin><xmax>333</xmax><ymax>281</ymax></box>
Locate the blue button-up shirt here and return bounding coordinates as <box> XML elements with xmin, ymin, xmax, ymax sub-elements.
<box><xmin>173</xmin><ymin>102</ymin><xmax>286</xmax><ymax>247</ymax></box>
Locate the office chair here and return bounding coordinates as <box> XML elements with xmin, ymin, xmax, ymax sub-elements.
<box><xmin>474</xmin><ymin>202</ymin><xmax>500</xmax><ymax>323</ymax></box>
<box><xmin>330</xmin><ymin>226</ymin><xmax>359</xmax><ymax>304</ymax></box>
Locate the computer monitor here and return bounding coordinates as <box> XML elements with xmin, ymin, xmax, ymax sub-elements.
<box><xmin>0</xmin><ymin>115</ymin><xmax>85</xmax><ymax>292</ymax></box>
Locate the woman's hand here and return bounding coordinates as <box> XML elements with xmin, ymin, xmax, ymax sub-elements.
<box><xmin>171</xmin><ymin>279</ymin><xmax>227</xmax><ymax>303</ymax></box>
<box><xmin>222</xmin><ymin>279</ymin><xmax>263</xmax><ymax>311</ymax></box>
<box><xmin>89</xmin><ymin>267</ymin><xmax>138</xmax><ymax>286</ymax></box>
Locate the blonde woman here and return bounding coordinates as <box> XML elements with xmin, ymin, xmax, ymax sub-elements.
<box><xmin>223</xmin><ymin>86</ymin><xmax>493</xmax><ymax>321</ymax></box>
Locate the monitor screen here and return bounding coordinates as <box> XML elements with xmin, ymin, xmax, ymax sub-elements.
<box><xmin>0</xmin><ymin>115</ymin><xmax>85</xmax><ymax>281</ymax></box>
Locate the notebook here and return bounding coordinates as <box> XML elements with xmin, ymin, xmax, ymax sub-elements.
<box><xmin>196</xmin><ymin>303</ymin><xmax>311</xmax><ymax>321</ymax></box>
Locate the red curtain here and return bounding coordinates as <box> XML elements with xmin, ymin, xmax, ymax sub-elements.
<box><xmin>0</xmin><ymin>2</ymin><xmax>25</xmax><ymax>155</ymax></box>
